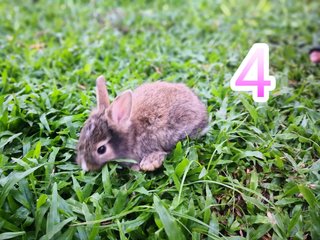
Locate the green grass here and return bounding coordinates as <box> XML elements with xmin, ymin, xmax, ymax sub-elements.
<box><xmin>0</xmin><ymin>0</ymin><xmax>320</xmax><ymax>239</ymax></box>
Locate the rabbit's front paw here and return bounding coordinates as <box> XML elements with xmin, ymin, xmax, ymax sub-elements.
<box><xmin>131</xmin><ymin>164</ymin><xmax>141</xmax><ymax>171</ymax></box>
<box><xmin>140</xmin><ymin>151</ymin><xmax>166</xmax><ymax>171</ymax></box>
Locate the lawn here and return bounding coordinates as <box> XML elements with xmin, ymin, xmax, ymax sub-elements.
<box><xmin>0</xmin><ymin>0</ymin><xmax>319</xmax><ymax>239</ymax></box>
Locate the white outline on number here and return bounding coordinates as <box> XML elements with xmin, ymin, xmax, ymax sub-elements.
<box><xmin>230</xmin><ymin>43</ymin><xmax>276</xmax><ymax>102</ymax></box>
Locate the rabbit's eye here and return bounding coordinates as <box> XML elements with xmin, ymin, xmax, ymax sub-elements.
<box><xmin>97</xmin><ymin>145</ymin><xmax>106</xmax><ymax>154</ymax></box>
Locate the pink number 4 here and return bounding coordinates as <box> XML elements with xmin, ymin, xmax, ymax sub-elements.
<box><xmin>230</xmin><ymin>43</ymin><xmax>276</xmax><ymax>102</ymax></box>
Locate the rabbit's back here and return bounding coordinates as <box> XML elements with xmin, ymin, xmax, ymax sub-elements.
<box><xmin>131</xmin><ymin>82</ymin><xmax>208</xmax><ymax>156</ymax></box>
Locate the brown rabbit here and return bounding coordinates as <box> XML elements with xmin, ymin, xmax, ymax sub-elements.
<box><xmin>76</xmin><ymin>76</ymin><xmax>208</xmax><ymax>171</ymax></box>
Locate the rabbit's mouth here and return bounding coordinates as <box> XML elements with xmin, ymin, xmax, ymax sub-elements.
<box><xmin>81</xmin><ymin>160</ymin><xmax>89</xmax><ymax>171</ymax></box>
<box><xmin>76</xmin><ymin>152</ymin><xmax>105</xmax><ymax>171</ymax></box>
<box><xmin>78</xmin><ymin>159</ymin><xmax>105</xmax><ymax>171</ymax></box>
<box><xmin>76</xmin><ymin>155</ymin><xmax>90</xmax><ymax>171</ymax></box>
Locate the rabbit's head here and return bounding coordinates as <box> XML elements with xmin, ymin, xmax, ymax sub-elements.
<box><xmin>76</xmin><ymin>76</ymin><xmax>133</xmax><ymax>171</ymax></box>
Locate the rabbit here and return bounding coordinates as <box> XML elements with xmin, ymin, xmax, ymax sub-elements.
<box><xmin>76</xmin><ymin>75</ymin><xmax>208</xmax><ymax>171</ymax></box>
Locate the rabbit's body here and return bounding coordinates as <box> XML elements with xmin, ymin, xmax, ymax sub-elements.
<box><xmin>76</xmin><ymin>77</ymin><xmax>208</xmax><ymax>171</ymax></box>
<box><xmin>131</xmin><ymin>82</ymin><xmax>207</xmax><ymax>158</ymax></box>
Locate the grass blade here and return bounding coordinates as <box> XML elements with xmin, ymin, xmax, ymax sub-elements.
<box><xmin>153</xmin><ymin>195</ymin><xmax>186</xmax><ymax>240</ymax></box>
<box><xmin>0</xmin><ymin>231</ymin><xmax>26</xmax><ymax>239</ymax></box>
<box><xmin>298</xmin><ymin>184</ymin><xmax>317</xmax><ymax>208</ymax></box>
<box><xmin>0</xmin><ymin>165</ymin><xmax>43</xmax><ymax>208</ymax></box>
<box><xmin>46</xmin><ymin>183</ymin><xmax>60</xmax><ymax>235</ymax></box>
<box><xmin>40</xmin><ymin>217</ymin><xmax>76</xmax><ymax>240</ymax></box>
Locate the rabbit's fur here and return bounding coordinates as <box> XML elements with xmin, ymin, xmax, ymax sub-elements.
<box><xmin>76</xmin><ymin>76</ymin><xmax>208</xmax><ymax>171</ymax></box>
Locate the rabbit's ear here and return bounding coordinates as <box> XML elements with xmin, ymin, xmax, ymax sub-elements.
<box><xmin>107</xmin><ymin>90</ymin><xmax>132</xmax><ymax>125</ymax></box>
<box><xmin>96</xmin><ymin>75</ymin><xmax>110</xmax><ymax>109</ymax></box>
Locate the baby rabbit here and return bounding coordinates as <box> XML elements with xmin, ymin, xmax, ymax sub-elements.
<box><xmin>76</xmin><ymin>76</ymin><xmax>208</xmax><ymax>171</ymax></box>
